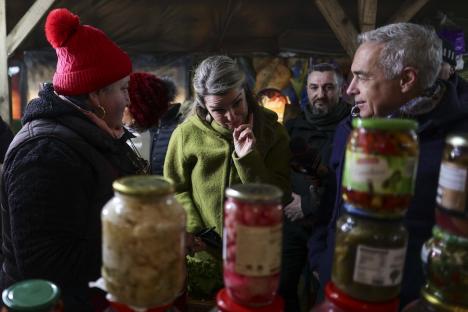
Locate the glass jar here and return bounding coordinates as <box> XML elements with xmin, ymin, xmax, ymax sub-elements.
<box><xmin>1</xmin><ymin>279</ymin><xmax>63</xmax><ymax>312</ymax></box>
<box><xmin>402</xmin><ymin>289</ymin><xmax>468</xmax><ymax>312</ymax></box>
<box><xmin>436</xmin><ymin>134</ymin><xmax>468</xmax><ymax>237</ymax></box>
<box><xmin>223</xmin><ymin>184</ymin><xmax>283</xmax><ymax>307</ymax></box>
<box><xmin>209</xmin><ymin>288</ymin><xmax>284</xmax><ymax>312</ymax></box>
<box><xmin>422</xmin><ymin>226</ymin><xmax>468</xmax><ymax>306</ymax></box>
<box><xmin>332</xmin><ymin>207</ymin><xmax>408</xmax><ymax>302</ymax></box>
<box><xmin>342</xmin><ymin>118</ymin><xmax>419</xmax><ymax>216</ymax></box>
<box><xmin>311</xmin><ymin>282</ymin><xmax>399</xmax><ymax>312</ymax></box>
<box><xmin>102</xmin><ymin>176</ymin><xmax>186</xmax><ymax>308</ymax></box>
<box><xmin>105</xmin><ymin>300</ymin><xmax>180</xmax><ymax>312</ymax></box>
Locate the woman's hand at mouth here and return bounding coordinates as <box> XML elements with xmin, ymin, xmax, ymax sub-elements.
<box><xmin>233</xmin><ymin>114</ymin><xmax>256</xmax><ymax>158</ymax></box>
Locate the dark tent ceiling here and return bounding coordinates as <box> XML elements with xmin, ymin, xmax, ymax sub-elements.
<box><xmin>6</xmin><ymin>0</ymin><xmax>468</xmax><ymax>57</ymax></box>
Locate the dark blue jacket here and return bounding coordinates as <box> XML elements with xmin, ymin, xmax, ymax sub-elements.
<box><xmin>308</xmin><ymin>80</ymin><xmax>468</xmax><ymax>306</ymax></box>
<box><xmin>450</xmin><ymin>73</ymin><xmax>468</xmax><ymax>108</ymax></box>
<box><xmin>150</xmin><ymin>103</ymin><xmax>183</xmax><ymax>175</ymax></box>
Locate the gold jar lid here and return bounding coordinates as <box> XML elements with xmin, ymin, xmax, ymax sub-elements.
<box><xmin>113</xmin><ymin>175</ymin><xmax>174</xmax><ymax>196</ymax></box>
<box><xmin>225</xmin><ymin>183</ymin><xmax>283</xmax><ymax>202</ymax></box>
<box><xmin>421</xmin><ymin>287</ymin><xmax>468</xmax><ymax>312</ymax></box>
<box><xmin>446</xmin><ymin>133</ymin><xmax>468</xmax><ymax>148</ymax></box>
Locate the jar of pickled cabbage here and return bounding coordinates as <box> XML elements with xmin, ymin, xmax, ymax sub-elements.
<box><xmin>436</xmin><ymin>134</ymin><xmax>468</xmax><ymax>237</ymax></box>
<box><xmin>422</xmin><ymin>226</ymin><xmax>468</xmax><ymax>306</ymax></box>
<box><xmin>102</xmin><ymin>176</ymin><xmax>186</xmax><ymax>308</ymax></box>
<box><xmin>223</xmin><ymin>184</ymin><xmax>283</xmax><ymax>307</ymax></box>
<box><xmin>332</xmin><ymin>206</ymin><xmax>408</xmax><ymax>302</ymax></box>
<box><xmin>342</xmin><ymin>118</ymin><xmax>419</xmax><ymax>216</ymax></box>
<box><xmin>311</xmin><ymin>283</ymin><xmax>399</xmax><ymax>312</ymax></box>
<box><xmin>1</xmin><ymin>279</ymin><xmax>63</xmax><ymax>312</ymax></box>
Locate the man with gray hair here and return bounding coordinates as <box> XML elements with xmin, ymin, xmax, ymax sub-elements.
<box><xmin>309</xmin><ymin>23</ymin><xmax>468</xmax><ymax>306</ymax></box>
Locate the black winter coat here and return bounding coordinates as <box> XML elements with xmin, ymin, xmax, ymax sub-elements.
<box><xmin>0</xmin><ymin>115</ymin><xmax>13</xmax><ymax>163</ymax></box>
<box><xmin>308</xmin><ymin>80</ymin><xmax>468</xmax><ymax>307</ymax></box>
<box><xmin>0</xmin><ymin>84</ymin><xmax>142</xmax><ymax>311</ymax></box>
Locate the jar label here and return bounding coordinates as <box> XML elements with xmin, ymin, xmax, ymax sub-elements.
<box><xmin>353</xmin><ymin>245</ymin><xmax>406</xmax><ymax>286</ymax></box>
<box><xmin>343</xmin><ymin>151</ymin><xmax>417</xmax><ymax>195</ymax></box>
<box><xmin>436</xmin><ymin>162</ymin><xmax>467</xmax><ymax>213</ymax></box>
<box><xmin>234</xmin><ymin>224</ymin><xmax>282</xmax><ymax>276</ymax></box>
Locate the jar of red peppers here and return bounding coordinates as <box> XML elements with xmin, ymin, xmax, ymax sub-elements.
<box><xmin>342</xmin><ymin>118</ymin><xmax>419</xmax><ymax>216</ymax></box>
<box><xmin>223</xmin><ymin>183</ymin><xmax>283</xmax><ymax>307</ymax></box>
<box><xmin>435</xmin><ymin>134</ymin><xmax>468</xmax><ymax>237</ymax></box>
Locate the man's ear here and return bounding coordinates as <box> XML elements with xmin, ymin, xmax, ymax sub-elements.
<box><xmin>400</xmin><ymin>66</ymin><xmax>418</xmax><ymax>93</ymax></box>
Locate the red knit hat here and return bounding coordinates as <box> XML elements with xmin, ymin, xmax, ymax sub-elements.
<box><xmin>45</xmin><ymin>8</ymin><xmax>132</xmax><ymax>95</ymax></box>
<box><xmin>128</xmin><ymin>73</ymin><xmax>171</xmax><ymax>129</ymax></box>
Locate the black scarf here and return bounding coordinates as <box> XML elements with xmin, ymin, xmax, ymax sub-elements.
<box><xmin>303</xmin><ymin>100</ymin><xmax>350</xmax><ymax>131</ymax></box>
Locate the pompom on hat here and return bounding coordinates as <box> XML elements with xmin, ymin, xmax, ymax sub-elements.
<box><xmin>45</xmin><ymin>8</ymin><xmax>132</xmax><ymax>95</ymax></box>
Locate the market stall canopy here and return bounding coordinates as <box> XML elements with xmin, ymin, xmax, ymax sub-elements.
<box><xmin>6</xmin><ymin>0</ymin><xmax>468</xmax><ymax>57</ymax></box>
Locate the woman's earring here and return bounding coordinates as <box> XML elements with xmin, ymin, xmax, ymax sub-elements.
<box><xmin>95</xmin><ymin>105</ymin><xmax>106</xmax><ymax>119</ymax></box>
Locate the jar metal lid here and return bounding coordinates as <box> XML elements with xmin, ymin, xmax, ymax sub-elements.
<box><xmin>343</xmin><ymin>203</ymin><xmax>405</xmax><ymax>221</ymax></box>
<box><xmin>352</xmin><ymin>118</ymin><xmax>418</xmax><ymax>130</ymax></box>
<box><xmin>113</xmin><ymin>175</ymin><xmax>174</xmax><ymax>196</ymax></box>
<box><xmin>225</xmin><ymin>183</ymin><xmax>283</xmax><ymax>202</ymax></box>
<box><xmin>421</xmin><ymin>287</ymin><xmax>468</xmax><ymax>312</ymax></box>
<box><xmin>432</xmin><ymin>225</ymin><xmax>468</xmax><ymax>246</ymax></box>
<box><xmin>2</xmin><ymin>279</ymin><xmax>60</xmax><ymax>310</ymax></box>
<box><xmin>325</xmin><ymin>282</ymin><xmax>400</xmax><ymax>312</ymax></box>
<box><xmin>446</xmin><ymin>133</ymin><xmax>468</xmax><ymax>148</ymax></box>
<box><xmin>216</xmin><ymin>288</ymin><xmax>284</xmax><ymax>312</ymax></box>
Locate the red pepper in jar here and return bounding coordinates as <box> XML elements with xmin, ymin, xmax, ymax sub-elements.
<box><xmin>223</xmin><ymin>184</ymin><xmax>283</xmax><ymax>307</ymax></box>
<box><xmin>342</xmin><ymin>118</ymin><xmax>419</xmax><ymax>216</ymax></box>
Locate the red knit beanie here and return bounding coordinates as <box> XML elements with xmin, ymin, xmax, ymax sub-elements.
<box><xmin>45</xmin><ymin>8</ymin><xmax>132</xmax><ymax>95</ymax></box>
<box><xmin>128</xmin><ymin>73</ymin><xmax>171</xmax><ymax>129</ymax></box>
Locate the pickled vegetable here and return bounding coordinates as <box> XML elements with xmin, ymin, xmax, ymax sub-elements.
<box><xmin>223</xmin><ymin>184</ymin><xmax>283</xmax><ymax>307</ymax></box>
<box><xmin>102</xmin><ymin>176</ymin><xmax>186</xmax><ymax>308</ymax></box>
<box><xmin>342</xmin><ymin>118</ymin><xmax>419</xmax><ymax>216</ymax></box>
<box><xmin>423</xmin><ymin>226</ymin><xmax>468</xmax><ymax>306</ymax></box>
<box><xmin>436</xmin><ymin>134</ymin><xmax>468</xmax><ymax>237</ymax></box>
<box><xmin>332</xmin><ymin>210</ymin><xmax>408</xmax><ymax>302</ymax></box>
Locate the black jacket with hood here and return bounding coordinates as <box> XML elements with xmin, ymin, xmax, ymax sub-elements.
<box><xmin>0</xmin><ymin>83</ymin><xmax>142</xmax><ymax>311</ymax></box>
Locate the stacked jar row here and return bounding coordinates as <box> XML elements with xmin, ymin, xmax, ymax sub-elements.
<box><xmin>314</xmin><ymin>118</ymin><xmax>419</xmax><ymax>312</ymax></box>
<box><xmin>404</xmin><ymin>134</ymin><xmax>468</xmax><ymax>312</ymax></box>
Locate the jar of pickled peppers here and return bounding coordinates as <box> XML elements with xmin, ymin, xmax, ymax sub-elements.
<box><xmin>223</xmin><ymin>183</ymin><xmax>283</xmax><ymax>307</ymax></box>
<box><xmin>342</xmin><ymin>118</ymin><xmax>419</xmax><ymax>216</ymax></box>
<box><xmin>421</xmin><ymin>226</ymin><xmax>468</xmax><ymax>307</ymax></box>
<box><xmin>435</xmin><ymin>133</ymin><xmax>468</xmax><ymax>237</ymax></box>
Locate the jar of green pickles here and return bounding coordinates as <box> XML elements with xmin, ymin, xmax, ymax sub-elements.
<box><xmin>436</xmin><ymin>134</ymin><xmax>468</xmax><ymax>237</ymax></box>
<box><xmin>102</xmin><ymin>176</ymin><xmax>186</xmax><ymax>309</ymax></box>
<box><xmin>342</xmin><ymin>118</ymin><xmax>419</xmax><ymax>216</ymax></box>
<box><xmin>421</xmin><ymin>226</ymin><xmax>468</xmax><ymax>307</ymax></box>
<box><xmin>332</xmin><ymin>205</ymin><xmax>408</xmax><ymax>302</ymax></box>
<box><xmin>402</xmin><ymin>289</ymin><xmax>468</xmax><ymax>312</ymax></box>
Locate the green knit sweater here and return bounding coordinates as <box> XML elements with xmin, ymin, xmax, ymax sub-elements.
<box><xmin>164</xmin><ymin>107</ymin><xmax>292</xmax><ymax>235</ymax></box>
